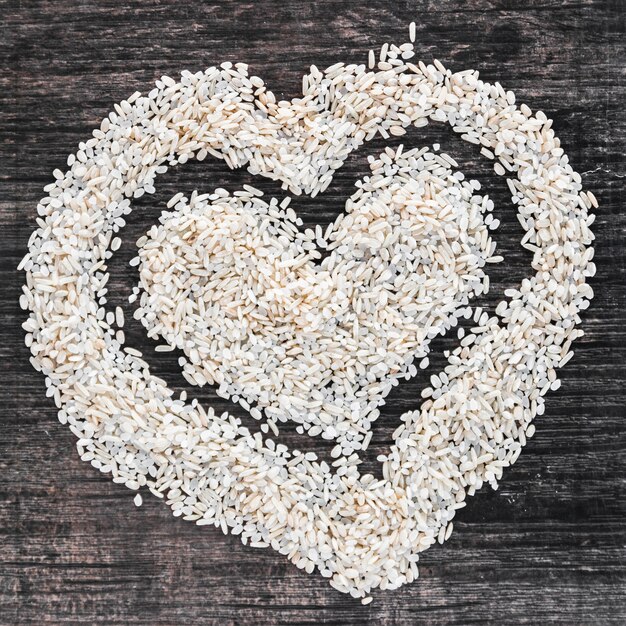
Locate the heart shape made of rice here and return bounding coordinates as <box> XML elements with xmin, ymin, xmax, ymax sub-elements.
<box><xmin>134</xmin><ymin>146</ymin><xmax>498</xmax><ymax>456</ymax></box>
<box><xmin>20</xmin><ymin>35</ymin><xmax>596</xmax><ymax>601</ymax></box>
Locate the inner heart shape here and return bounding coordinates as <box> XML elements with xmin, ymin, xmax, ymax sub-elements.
<box><xmin>134</xmin><ymin>146</ymin><xmax>498</xmax><ymax>455</ymax></box>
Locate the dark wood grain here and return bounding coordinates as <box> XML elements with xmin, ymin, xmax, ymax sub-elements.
<box><xmin>1</xmin><ymin>0</ymin><xmax>625</xmax><ymax>624</ymax></box>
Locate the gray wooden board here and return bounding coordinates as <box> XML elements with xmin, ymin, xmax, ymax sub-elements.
<box><xmin>1</xmin><ymin>0</ymin><xmax>625</xmax><ymax>623</ymax></box>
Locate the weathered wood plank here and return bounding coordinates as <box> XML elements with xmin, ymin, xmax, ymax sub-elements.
<box><xmin>1</xmin><ymin>0</ymin><xmax>625</xmax><ymax>624</ymax></box>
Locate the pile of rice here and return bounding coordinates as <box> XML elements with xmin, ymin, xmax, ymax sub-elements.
<box><xmin>20</xmin><ymin>25</ymin><xmax>596</xmax><ymax>602</ymax></box>
<box><xmin>133</xmin><ymin>147</ymin><xmax>499</xmax><ymax>457</ymax></box>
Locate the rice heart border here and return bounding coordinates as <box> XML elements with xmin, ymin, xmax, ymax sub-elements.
<box><xmin>21</xmin><ymin>49</ymin><xmax>595</xmax><ymax>600</ymax></box>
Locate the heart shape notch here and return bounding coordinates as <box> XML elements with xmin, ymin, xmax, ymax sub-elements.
<box><xmin>134</xmin><ymin>146</ymin><xmax>498</xmax><ymax>455</ymax></box>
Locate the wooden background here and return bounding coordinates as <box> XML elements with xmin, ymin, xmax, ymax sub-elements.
<box><xmin>2</xmin><ymin>0</ymin><xmax>625</xmax><ymax>623</ymax></box>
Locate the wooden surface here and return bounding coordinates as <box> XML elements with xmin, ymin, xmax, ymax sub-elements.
<box><xmin>2</xmin><ymin>0</ymin><xmax>625</xmax><ymax>623</ymax></box>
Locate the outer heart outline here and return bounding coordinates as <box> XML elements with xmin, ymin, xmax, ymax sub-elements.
<box><xmin>21</xmin><ymin>48</ymin><xmax>595</xmax><ymax>600</ymax></box>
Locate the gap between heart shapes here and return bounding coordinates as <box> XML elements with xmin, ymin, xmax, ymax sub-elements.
<box><xmin>133</xmin><ymin>145</ymin><xmax>501</xmax><ymax>457</ymax></box>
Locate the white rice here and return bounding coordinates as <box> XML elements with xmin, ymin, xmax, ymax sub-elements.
<box><xmin>19</xmin><ymin>26</ymin><xmax>596</xmax><ymax>601</ymax></box>
<box><xmin>133</xmin><ymin>147</ymin><xmax>498</xmax><ymax>456</ymax></box>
